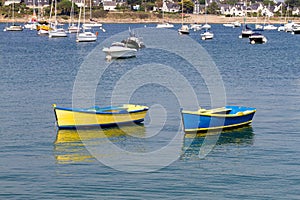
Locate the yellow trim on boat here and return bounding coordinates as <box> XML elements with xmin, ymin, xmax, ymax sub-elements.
<box><xmin>184</xmin><ymin>120</ymin><xmax>253</xmax><ymax>133</ymax></box>
<box><xmin>182</xmin><ymin>109</ymin><xmax>256</xmax><ymax>117</ymax></box>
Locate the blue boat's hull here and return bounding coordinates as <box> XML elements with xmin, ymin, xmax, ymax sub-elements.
<box><xmin>181</xmin><ymin>106</ymin><xmax>256</xmax><ymax>133</ymax></box>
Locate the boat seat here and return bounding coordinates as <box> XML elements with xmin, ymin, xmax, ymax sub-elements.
<box><xmin>200</xmin><ymin>107</ymin><xmax>232</xmax><ymax>114</ymax></box>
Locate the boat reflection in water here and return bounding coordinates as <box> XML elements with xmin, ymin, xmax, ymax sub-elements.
<box><xmin>180</xmin><ymin>126</ymin><xmax>254</xmax><ymax>161</ymax></box>
<box><xmin>54</xmin><ymin>125</ymin><xmax>146</xmax><ymax>164</ymax></box>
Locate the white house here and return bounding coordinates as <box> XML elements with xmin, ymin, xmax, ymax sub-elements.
<box><xmin>292</xmin><ymin>7</ymin><xmax>300</xmax><ymax>16</ymax></box>
<box><xmin>103</xmin><ymin>0</ymin><xmax>116</xmax><ymax>11</ymax></box>
<box><xmin>4</xmin><ymin>0</ymin><xmax>21</xmax><ymax>5</ymax></box>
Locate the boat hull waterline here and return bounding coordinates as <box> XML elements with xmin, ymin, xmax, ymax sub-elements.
<box><xmin>53</xmin><ymin>104</ymin><xmax>149</xmax><ymax>129</ymax></box>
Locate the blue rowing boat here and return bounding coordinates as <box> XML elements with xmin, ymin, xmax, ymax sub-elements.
<box><xmin>181</xmin><ymin>106</ymin><xmax>256</xmax><ymax>133</ymax></box>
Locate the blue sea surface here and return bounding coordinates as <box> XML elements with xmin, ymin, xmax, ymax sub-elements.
<box><xmin>0</xmin><ymin>23</ymin><xmax>300</xmax><ymax>199</ymax></box>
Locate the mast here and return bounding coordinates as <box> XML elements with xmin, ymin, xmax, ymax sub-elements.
<box><xmin>77</xmin><ymin>0</ymin><xmax>82</xmax><ymax>36</ymax></box>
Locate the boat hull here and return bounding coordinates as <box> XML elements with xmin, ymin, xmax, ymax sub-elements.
<box><xmin>181</xmin><ymin>106</ymin><xmax>256</xmax><ymax>133</ymax></box>
<box><xmin>53</xmin><ymin>104</ymin><xmax>148</xmax><ymax>129</ymax></box>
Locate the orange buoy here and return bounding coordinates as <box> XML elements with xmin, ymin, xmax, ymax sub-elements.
<box><xmin>96</xmin><ymin>31</ymin><xmax>99</xmax><ymax>36</ymax></box>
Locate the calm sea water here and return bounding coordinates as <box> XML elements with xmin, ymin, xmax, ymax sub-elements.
<box><xmin>0</xmin><ymin>23</ymin><xmax>300</xmax><ymax>199</ymax></box>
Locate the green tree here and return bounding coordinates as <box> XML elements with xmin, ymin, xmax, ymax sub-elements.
<box><xmin>57</xmin><ymin>0</ymin><xmax>72</xmax><ymax>16</ymax></box>
<box><xmin>178</xmin><ymin>0</ymin><xmax>195</xmax><ymax>13</ymax></box>
<box><xmin>285</xmin><ymin>0</ymin><xmax>300</xmax><ymax>7</ymax></box>
<box><xmin>207</xmin><ymin>2</ymin><xmax>219</xmax><ymax>14</ymax></box>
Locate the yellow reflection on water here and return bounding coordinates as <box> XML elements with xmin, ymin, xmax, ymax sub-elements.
<box><xmin>54</xmin><ymin>125</ymin><xmax>146</xmax><ymax>164</ymax></box>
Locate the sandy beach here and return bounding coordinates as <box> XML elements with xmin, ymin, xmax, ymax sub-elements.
<box><xmin>1</xmin><ymin>14</ymin><xmax>299</xmax><ymax>24</ymax></box>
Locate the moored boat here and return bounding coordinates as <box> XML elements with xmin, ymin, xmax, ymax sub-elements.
<box><xmin>249</xmin><ymin>32</ymin><xmax>267</xmax><ymax>44</ymax></box>
<box><xmin>201</xmin><ymin>30</ymin><xmax>214</xmax><ymax>40</ymax></box>
<box><xmin>178</xmin><ymin>25</ymin><xmax>190</xmax><ymax>35</ymax></box>
<box><xmin>103</xmin><ymin>42</ymin><xmax>137</xmax><ymax>59</ymax></box>
<box><xmin>53</xmin><ymin>104</ymin><xmax>149</xmax><ymax>129</ymax></box>
<box><xmin>181</xmin><ymin>106</ymin><xmax>256</xmax><ymax>133</ymax></box>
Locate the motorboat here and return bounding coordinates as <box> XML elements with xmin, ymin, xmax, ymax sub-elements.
<box><xmin>201</xmin><ymin>30</ymin><xmax>214</xmax><ymax>40</ymax></box>
<box><xmin>121</xmin><ymin>29</ymin><xmax>145</xmax><ymax>49</ymax></box>
<box><xmin>76</xmin><ymin>31</ymin><xmax>97</xmax><ymax>42</ymax></box>
<box><xmin>102</xmin><ymin>42</ymin><xmax>137</xmax><ymax>59</ymax></box>
<box><xmin>4</xmin><ymin>25</ymin><xmax>23</xmax><ymax>31</ymax></box>
<box><xmin>190</xmin><ymin>23</ymin><xmax>202</xmax><ymax>31</ymax></box>
<box><xmin>240</xmin><ymin>25</ymin><xmax>253</xmax><ymax>38</ymax></box>
<box><xmin>223</xmin><ymin>23</ymin><xmax>234</xmax><ymax>28</ymax></box>
<box><xmin>68</xmin><ymin>24</ymin><xmax>81</xmax><ymax>33</ymax></box>
<box><xmin>249</xmin><ymin>32</ymin><xmax>267</xmax><ymax>44</ymax></box>
<box><xmin>263</xmin><ymin>24</ymin><xmax>278</xmax><ymax>30</ymax></box>
<box><xmin>292</xmin><ymin>24</ymin><xmax>300</xmax><ymax>34</ymax></box>
<box><xmin>232</xmin><ymin>21</ymin><xmax>241</xmax><ymax>27</ymax></box>
<box><xmin>178</xmin><ymin>25</ymin><xmax>190</xmax><ymax>35</ymax></box>
<box><xmin>156</xmin><ymin>22</ymin><xmax>174</xmax><ymax>29</ymax></box>
<box><xmin>49</xmin><ymin>27</ymin><xmax>67</xmax><ymax>38</ymax></box>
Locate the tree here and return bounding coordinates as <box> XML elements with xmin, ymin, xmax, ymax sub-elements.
<box><xmin>178</xmin><ymin>0</ymin><xmax>195</xmax><ymax>13</ymax></box>
<box><xmin>285</xmin><ymin>0</ymin><xmax>300</xmax><ymax>7</ymax></box>
<box><xmin>207</xmin><ymin>2</ymin><xmax>219</xmax><ymax>14</ymax></box>
<box><xmin>57</xmin><ymin>0</ymin><xmax>72</xmax><ymax>16</ymax></box>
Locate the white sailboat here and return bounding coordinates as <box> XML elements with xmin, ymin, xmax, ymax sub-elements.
<box><xmin>178</xmin><ymin>0</ymin><xmax>189</xmax><ymax>34</ymax></box>
<box><xmin>3</xmin><ymin>2</ymin><xmax>23</xmax><ymax>31</ymax></box>
<box><xmin>82</xmin><ymin>0</ymin><xmax>105</xmax><ymax>31</ymax></box>
<box><xmin>200</xmin><ymin>0</ymin><xmax>213</xmax><ymax>40</ymax></box>
<box><xmin>76</xmin><ymin>0</ymin><xmax>97</xmax><ymax>42</ymax></box>
<box><xmin>68</xmin><ymin>0</ymin><xmax>81</xmax><ymax>33</ymax></box>
<box><xmin>201</xmin><ymin>0</ymin><xmax>211</xmax><ymax>30</ymax></box>
<box><xmin>156</xmin><ymin>0</ymin><xmax>174</xmax><ymax>28</ymax></box>
<box><xmin>49</xmin><ymin>0</ymin><xmax>67</xmax><ymax>38</ymax></box>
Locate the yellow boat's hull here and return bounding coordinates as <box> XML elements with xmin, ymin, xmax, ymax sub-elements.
<box><xmin>53</xmin><ymin>104</ymin><xmax>148</xmax><ymax>129</ymax></box>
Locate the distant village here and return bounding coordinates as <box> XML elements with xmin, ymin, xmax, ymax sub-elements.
<box><xmin>2</xmin><ymin>0</ymin><xmax>300</xmax><ymax>18</ymax></box>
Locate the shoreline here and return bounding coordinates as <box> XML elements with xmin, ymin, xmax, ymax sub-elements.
<box><xmin>1</xmin><ymin>14</ymin><xmax>300</xmax><ymax>24</ymax></box>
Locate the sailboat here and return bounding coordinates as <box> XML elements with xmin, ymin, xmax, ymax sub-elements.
<box><xmin>178</xmin><ymin>0</ymin><xmax>189</xmax><ymax>34</ymax></box>
<box><xmin>3</xmin><ymin>2</ymin><xmax>23</xmax><ymax>31</ymax></box>
<box><xmin>49</xmin><ymin>0</ymin><xmax>67</xmax><ymax>38</ymax></box>
<box><xmin>76</xmin><ymin>0</ymin><xmax>97</xmax><ymax>42</ymax></box>
<box><xmin>156</xmin><ymin>0</ymin><xmax>174</xmax><ymax>28</ymax></box>
<box><xmin>200</xmin><ymin>0</ymin><xmax>213</xmax><ymax>40</ymax></box>
<box><xmin>68</xmin><ymin>0</ymin><xmax>81</xmax><ymax>33</ymax></box>
<box><xmin>82</xmin><ymin>0</ymin><xmax>104</xmax><ymax>31</ymax></box>
<box><xmin>24</xmin><ymin>0</ymin><xmax>38</xmax><ymax>30</ymax></box>
<box><xmin>201</xmin><ymin>0</ymin><xmax>211</xmax><ymax>30</ymax></box>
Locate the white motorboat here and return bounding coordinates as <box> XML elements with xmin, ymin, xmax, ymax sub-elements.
<box><xmin>103</xmin><ymin>42</ymin><xmax>137</xmax><ymax>59</ymax></box>
<box><xmin>201</xmin><ymin>30</ymin><xmax>214</xmax><ymax>40</ymax></box>
<box><xmin>240</xmin><ymin>25</ymin><xmax>253</xmax><ymax>38</ymax></box>
<box><xmin>178</xmin><ymin>25</ymin><xmax>190</xmax><ymax>35</ymax></box>
<box><xmin>285</xmin><ymin>21</ymin><xmax>295</xmax><ymax>32</ymax></box>
<box><xmin>121</xmin><ymin>29</ymin><xmax>145</xmax><ymax>49</ymax></box>
<box><xmin>249</xmin><ymin>32</ymin><xmax>267</xmax><ymax>44</ymax></box>
<box><xmin>4</xmin><ymin>25</ymin><xmax>23</xmax><ymax>31</ymax></box>
<box><xmin>263</xmin><ymin>24</ymin><xmax>277</xmax><ymax>30</ymax></box>
<box><xmin>68</xmin><ymin>25</ymin><xmax>81</xmax><ymax>33</ymax></box>
<box><xmin>49</xmin><ymin>28</ymin><xmax>67</xmax><ymax>38</ymax></box>
<box><xmin>292</xmin><ymin>24</ymin><xmax>300</xmax><ymax>34</ymax></box>
<box><xmin>223</xmin><ymin>23</ymin><xmax>234</xmax><ymax>28</ymax></box>
<box><xmin>190</xmin><ymin>23</ymin><xmax>202</xmax><ymax>31</ymax></box>
<box><xmin>76</xmin><ymin>31</ymin><xmax>97</xmax><ymax>42</ymax></box>
<box><xmin>232</xmin><ymin>21</ymin><xmax>241</xmax><ymax>27</ymax></box>
<box><xmin>156</xmin><ymin>23</ymin><xmax>174</xmax><ymax>28</ymax></box>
